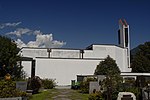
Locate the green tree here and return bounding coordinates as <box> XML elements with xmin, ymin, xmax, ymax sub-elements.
<box><xmin>94</xmin><ymin>55</ymin><xmax>120</xmax><ymax>75</ymax></box>
<box><xmin>94</xmin><ymin>56</ymin><xmax>122</xmax><ymax>100</ymax></box>
<box><xmin>0</xmin><ymin>35</ymin><xmax>22</xmax><ymax>79</ymax></box>
<box><xmin>131</xmin><ymin>41</ymin><xmax>150</xmax><ymax>72</ymax></box>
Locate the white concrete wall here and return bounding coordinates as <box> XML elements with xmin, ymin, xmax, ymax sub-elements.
<box><xmin>21</xmin><ymin>48</ymin><xmax>47</xmax><ymax>58</ymax></box>
<box><xmin>84</xmin><ymin>45</ymin><xmax>116</xmax><ymax>59</ymax></box>
<box><xmin>22</xmin><ymin>61</ymin><xmax>32</xmax><ymax>77</ymax></box>
<box><xmin>20</xmin><ymin>44</ymin><xmax>131</xmax><ymax>85</ymax></box>
<box><xmin>51</xmin><ymin>49</ymin><xmax>80</xmax><ymax>58</ymax></box>
<box><xmin>35</xmin><ymin>58</ymin><xmax>100</xmax><ymax>85</ymax></box>
<box><xmin>84</xmin><ymin>45</ymin><xmax>131</xmax><ymax>72</ymax></box>
<box><xmin>115</xmin><ymin>47</ymin><xmax>131</xmax><ymax>72</ymax></box>
<box><xmin>21</xmin><ymin>48</ymin><xmax>81</xmax><ymax>58</ymax></box>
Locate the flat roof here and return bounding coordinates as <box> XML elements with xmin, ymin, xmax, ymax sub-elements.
<box><xmin>20</xmin><ymin>44</ymin><xmax>125</xmax><ymax>51</ymax></box>
<box><xmin>121</xmin><ymin>72</ymin><xmax>150</xmax><ymax>76</ymax></box>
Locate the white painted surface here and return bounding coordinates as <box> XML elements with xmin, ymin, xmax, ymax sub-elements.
<box><xmin>21</xmin><ymin>48</ymin><xmax>47</xmax><ymax>58</ymax></box>
<box><xmin>117</xmin><ymin>92</ymin><xmax>136</xmax><ymax>100</ymax></box>
<box><xmin>22</xmin><ymin>61</ymin><xmax>32</xmax><ymax>77</ymax></box>
<box><xmin>35</xmin><ymin>58</ymin><xmax>100</xmax><ymax>85</ymax></box>
<box><xmin>51</xmin><ymin>49</ymin><xmax>80</xmax><ymax>58</ymax></box>
<box><xmin>89</xmin><ymin>82</ymin><xmax>100</xmax><ymax>94</ymax></box>
<box><xmin>121</xmin><ymin>73</ymin><xmax>150</xmax><ymax>76</ymax></box>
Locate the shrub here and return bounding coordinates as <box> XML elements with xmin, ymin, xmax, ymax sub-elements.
<box><xmin>0</xmin><ymin>80</ymin><xmax>27</xmax><ymax>98</ymax></box>
<box><xmin>42</xmin><ymin>78</ymin><xmax>56</xmax><ymax>89</ymax></box>
<box><xmin>80</xmin><ymin>77</ymin><xmax>97</xmax><ymax>93</ymax></box>
<box><xmin>88</xmin><ymin>91</ymin><xmax>104</xmax><ymax>100</ymax></box>
<box><xmin>27</xmin><ymin>76</ymin><xmax>42</xmax><ymax>94</ymax></box>
<box><xmin>117</xmin><ymin>83</ymin><xmax>140</xmax><ymax>99</ymax></box>
<box><xmin>124</xmin><ymin>77</ymin><xmax>136</xmax><ymax>86</ymax></box>
<box><xmin>124</xmin><ymin>87</ymin><xmax>140</xmax><ymax>99</ymax></box>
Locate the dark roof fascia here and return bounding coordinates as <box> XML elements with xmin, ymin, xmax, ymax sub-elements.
<box><xmin>77</xmin><ymin>75</ymin><xmax>97</xmax><ymax>77</ymax></box>
<box><xmin>21</xmin><ymin>47</ymin><xmax>84</xmax><ymax>51</ymax></box>
<box><xmin>19</xmin><ymin>57</ymin><xmax>33</xmax><ymax>61</ymax></box>
<box><xmin>86</xmin><ymin>44</ymin><xmax>127</xmax><ymax>49</ymax></box>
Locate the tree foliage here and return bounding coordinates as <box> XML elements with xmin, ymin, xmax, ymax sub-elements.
<box><xmin>0</xmin><ymin>80</ymin><xmax>27</xmax><ymax>98</ymax></box>
<box><xmin>27</xmin><ymin>76</ymin><xmax>42</xmax><ymax>94</ymax></box>
<box><xmin>94</xmin><ymin>55</ymin><xmax>120</xmax><ymax>75</ymax></box>
<box><xmin>94</xmin><ymin>56</ymin><xmax>122</xmax><ymax>100</ymax></box>
<box><xmin>131</xmin><ymin>41</ymin><xmax>150</xmax><ymax>72</ymax></box>
<box><xmin>0</xmin><ymin>35</ymin><xmax>21</xmax><ymax>78</ymax></box>
<box><xmin>42</xmin><ymin>78</ymin><xmax>56</xmax><ymax>89</ymax></box>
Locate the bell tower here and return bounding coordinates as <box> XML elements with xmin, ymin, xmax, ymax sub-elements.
<box><xmin>118</xmin><ymin>19</ymin><xmax>130</xmax><ymax>68</ymax></box>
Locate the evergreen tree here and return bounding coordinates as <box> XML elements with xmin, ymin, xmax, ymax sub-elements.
<box><xmin>94</xmin><ymin>55</ymin><xmax>120</xmax><ymax>75</ymax></box>
<box><xmin>94</xmin><ymin>56</ymin><xmax>122</xmax><ymax>100</ymax></box>
<box><xmin>0</xmin><ymin>35</ymin><xmax>22</xmax><ymax>79</ymax></box>
<box><xmin>131</xmin><ymin>41</ymin><xmax>150</xmax><ymax>72</ymax></box>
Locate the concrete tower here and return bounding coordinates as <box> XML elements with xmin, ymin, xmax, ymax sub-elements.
<box><xmin>118</xmin><ymin>19</ymin><xmax>130</xmax><ymax>68</ymax></box>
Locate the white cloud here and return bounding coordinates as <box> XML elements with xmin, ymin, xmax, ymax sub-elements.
<box><xmin>5</xmin><ymin>22</ymin><xmax>21</xmax><ymax>27</ymax></box>
<box><xmin>15</xmin><ymin>34</ymin><xmax>66</xmax><ymax>48</ymax></box>
<box><xmin>6</xmin><ymin>28</ymin><xmax>31</xmax><ymax>37</ymax></box>
<box><xmin>6</xmin><ymin>28</ymin><xmax>42</xmax><ymax>37</ymax></box>
<box><xmin>3</xmin><ymin>22</ymin><xmax>66</xmax><ymax>48</ymax></box>
<box><xmin>33</xmin><ymin>30</ymin><xmax>43</xmax><ymax>35</ymax></box>
<box><xmin>15</xmin><ymin>39</ymin><xmax>27</xmax><ymax>48</ymax></box>
<box><xmin>0</xmin><ymin>22</ymin><xmax>21</xmax><ymax>29</ymax></box>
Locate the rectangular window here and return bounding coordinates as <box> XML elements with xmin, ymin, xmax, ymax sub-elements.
<box><xmin>125</xmin><ymin>28</ymin><xmax>128</xmax><ymax>47</ymax></box>
<box><xmin>118</xmin><ymin>30</ymin><xmax>120</xmax><ymax>45</ymax></box>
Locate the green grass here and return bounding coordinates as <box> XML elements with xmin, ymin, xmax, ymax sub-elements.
<box><xmin>29</xmin><ymin>89</ymin><xmax>89</xmax><ymax>100</ymax></box>
<box><xmin>29</xmin><ymin>89</ymin><xmax>58</xmax><ymax>100</ymax></box>
<box><xmin>68</xmin><ymin>90</ymin><xmax>89</xmax><ymax>100</ymax></box>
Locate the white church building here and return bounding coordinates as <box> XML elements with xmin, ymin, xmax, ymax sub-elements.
<box><xmin>20</xmin><ymin>19</ymin><xmax>132</xmax><ymax>85</ymax></box>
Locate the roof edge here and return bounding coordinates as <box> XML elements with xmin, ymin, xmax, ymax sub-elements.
<box><xmin>20</xmin><ymin>44</ymin><xmax>126</xmax><ymax>51</ymax></box>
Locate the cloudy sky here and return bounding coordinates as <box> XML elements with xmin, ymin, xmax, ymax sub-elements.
<box><xmin>0</xmin><ymin>0</ymin><xmax>150</xmax><ymax>49</ymax></box>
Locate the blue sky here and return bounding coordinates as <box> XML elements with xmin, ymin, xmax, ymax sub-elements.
<box><xmin>0</xmin><ymin>0</ymin><xmax>150</xmax><ymax>49</ymax></box>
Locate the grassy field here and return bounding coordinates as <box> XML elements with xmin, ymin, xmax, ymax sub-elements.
<box><xmin>29</xmin><ymin>88</ymin><xmax>89</xmax><ymax>100</ymax></box>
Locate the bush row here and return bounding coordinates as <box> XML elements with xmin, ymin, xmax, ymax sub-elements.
<box><xmin>0</xmin><ymin>76</ymin><xmax>56</xmax><ymax>97</ymax></box>
<box><xmin>42</xmin><ymin>78</ymin><xmax>56</xmax><ymax>89</ymax></box>
<box><xmin>0</xmin><ymin>80</ymin><xmax>27</xmax><ymax>98</ymax></box>
<box><xmin>27</xmin><ymin>76</ymin><xmax>56</xmax><ymax>94</ymax></box>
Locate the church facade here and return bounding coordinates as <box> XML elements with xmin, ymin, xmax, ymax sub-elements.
<box><xmin>20</xmin><ymin>19</ymin><xmax>132</xmax><ymax>85</ymax></box>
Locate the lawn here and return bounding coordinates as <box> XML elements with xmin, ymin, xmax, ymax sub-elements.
<box><xmin>29</xmin><ymin>88</ymin><xmax>89</xmax><ymax>100</ymax></box>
